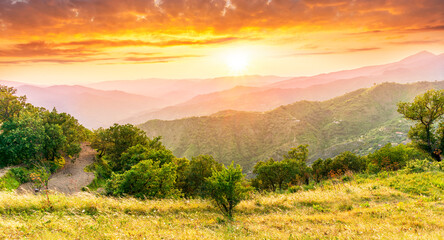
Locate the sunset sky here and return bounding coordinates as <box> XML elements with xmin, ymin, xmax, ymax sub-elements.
<box><xmin>0</xmin><ymin>0</ymin><xmax>443</xmax><ymax>84</ymax></box>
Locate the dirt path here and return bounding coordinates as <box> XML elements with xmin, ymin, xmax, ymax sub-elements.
<box><xmin>17</xmin><ymin>143</ymin><xmax>96</xmax><ymax>194</ymax></box>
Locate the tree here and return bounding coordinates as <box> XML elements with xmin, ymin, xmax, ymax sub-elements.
<box><xmin>90</xmin><ymin>124</ymin><xmax>149</xmax><ymax>163</ymax></box>
<box><xmin>206</xmin><ymin>163</ymin><xmax>249</xmax><ymax>218</ymax></box>
<box><xmin>398</xmin><ymin>89</ymin><xmax>444</xmax><ymax>161</ymax></box>
<box><xmin>43</xmin><ymin>108</ymin><xmax>88</xmax><ymax>159</ymax></box>
<box><xmin>253</xmin><ymin>145</ymin><xmax>311</xmax><ymax>191</ymax></box>
<box><xmin>0</xmin><ymin>112</ymin><xmax>45</xmax><ymax>166</ymax></box>
<box><xmin>367</xmin><ymin>143</ymin><xmax>424</xmax><ymax>173</ymax></box>
<box><xmin>182</xmin><ymin>155</ymin><xmax>223</xmax><ymax>197</ymax></box>
<box><xmin>0</xmin><ymin>85</ymin><xmax>26</xmax><ymax>122</ymax></box>
<box><xmin>284</xmin><ymin>144</ymin><xmax>309</xmax><ymax>161</ymax></box>
<box><xmin>105</xmin><ymin>159</ymin><xmax>179</xmax><ymax>199</ymax></box>
<box><xmin>116</xmin><ymin>144</ymin><xmax>175</xmax><ymax>172</ymax></box>
<box><xmin>253</xmin><ymin>158</ymin><xmax>290</xmax><ymax>191</ymax></box>
<box><xmin>42</xmin><ymin>123</ymin><xmax>66</xmax><ymax>162</ymax></box>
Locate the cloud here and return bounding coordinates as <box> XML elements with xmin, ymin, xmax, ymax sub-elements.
<box><xmin>289</xmin><ymin>47</ymin><xmax>381</xmax><ymax>56</ymax></box>
<box><xmin>0</xmin><ymin>41</ymin><xmax>97</xmax><ymax>58</ymax></box>
<box><xmin>0</xmin><ymin>0</ymin><xmax>443</xmax><ymax>38</ymax></box>
<box><xmin>0</xmin><ymin>53</ymin><xmax>201</xmax><ymax>65</ymax></box>
<box><xmin>59</xmin><ymin>37</ymin><xmax>243</xmax><ymax>48</ymax></box>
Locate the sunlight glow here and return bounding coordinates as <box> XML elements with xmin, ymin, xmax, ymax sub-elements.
<box><xmin>225</xmin><ymin>50</ymin><xmax>249</xmax><ymax>75</ymax></box>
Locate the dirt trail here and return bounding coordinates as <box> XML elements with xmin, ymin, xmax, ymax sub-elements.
<box><xmin>17</xmin><ymin>143</ymin><xmax>96</xmax><ymax>194</ymax></box>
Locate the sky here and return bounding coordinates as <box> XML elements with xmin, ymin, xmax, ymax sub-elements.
<box><xmin>0</xmin><ymin>0</ymin><xmax>443</xmax><ymax>85</ymax></box>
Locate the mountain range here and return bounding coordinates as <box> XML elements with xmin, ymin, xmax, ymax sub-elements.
<box><xmin>126</xmin><ymin>51</ymin><xmax>444</xmax><ymax>123</ymax></box>
<box><xmin>139</xmin><ymin>81</ymin><xmax>444</xmax><ymax>173</ymax></box>
<box><xmin>1</xmin><ymin>51</ymin><xmax>443</xmax><ymax>129</ymax></box>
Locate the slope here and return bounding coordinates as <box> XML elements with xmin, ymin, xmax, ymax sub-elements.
<box><xmin>139</xmin><ymin>81</ymin><xmax>444</xmax><ymax>172</ymax></box>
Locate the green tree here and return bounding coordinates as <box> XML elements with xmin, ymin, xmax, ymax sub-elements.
<box><xmin>43</xmin><ymin>108</ymin><xmax>88</xmax><ymax>159</ymax></box>
<box><xmin>90</xmin><ymin>124</ymin><xmax>148</xmax><ymax>162</ymax></box>
<box><xmin>0</xmin><ymin>112</ymin><xmax>45</xmax><ymax>166</ymax></box>
<box><xmin>253</xmin><ymin>158</ymin><xmax>290</xmax><ymax>191</ymax></box>
<box><xmin>367</xmin><ymin>143</ymin><xmax>423</xmax><ymax>173</ymax></box>
<box><xmin>105</xmin><ymin>159</ymin><xmax>179</xmax><ymax>199</ymax></box>
<box><xmin>116</xmin><ymin>145</ymin><xmax>175</xmax><ymax>172</ymax></box>
<box><xmin>206</xmin><ymin>163</ymin><xmax>249</xmax><ymax>218</ymax></box>
<box><xmin>253</xmin><ymin>145</ymin><xmax>311</xmax><ymax>191</ymax></box>
<box><xmin>182</xmin><ymin>155</ymin><xmax>223</xmax><ymax>197</ymax></box>
<box><xmin>42</xmin><ymin>123</ymin><xmax>66</xmax><ymax>162</ymax></box>
<box><xmin>0</xmin><ymin>85</ymin><xmax>26</xmax><ymax>122</ymax></box>
<box><xmin>398</xmin><ymin>89</ymin><xmax>444</xmax><ymax>161</ymax></box>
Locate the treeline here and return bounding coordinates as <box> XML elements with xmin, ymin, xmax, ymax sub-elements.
<box><xmin>0</xmin><ymin>85</ymin><xmax>89</xmax><ymax>187</ymax></box>
<box><xmin>88</xmin><ymin>89</ymin><xmax>444</xmax><ymax>217</ymax></box>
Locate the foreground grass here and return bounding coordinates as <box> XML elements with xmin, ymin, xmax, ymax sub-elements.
<box><xmin>0</xmin><ymin>172</ymin><xmax>443</xmax><ymax>239</ymax></box>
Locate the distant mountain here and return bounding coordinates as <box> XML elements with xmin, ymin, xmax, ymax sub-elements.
<box><xmin>139</xmin><ymin>81</ymin><xmax>444</xmax><ymax>173</ymax></box>
<box><xmin>0</xmin><ymin>80</ymin><xmax>32</xmax><ymax>88</ymax></box>
<box><xmin>125</xmin><ymin>51</ymin><xmax>444</xmax><ymax>123</ymax></box>
<box><xmin>88</xmin><ymin>75</ymin><xmax>288</xmax><ymax>105</ymax></box>
<box><xmin>269</xmin><ymin>51</ymin><xmax>444</xmax><ymax>89</ymax></box>
<box><xmin>16</xmin><ymin>85</ymin><xmax>165</xmax><ymax>129</ymax></box>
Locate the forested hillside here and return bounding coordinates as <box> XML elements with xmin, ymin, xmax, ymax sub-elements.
<box><xmin>140</xmin><ymin>81</ymin><xmax>444</xmax><ymax>172</ymax></box>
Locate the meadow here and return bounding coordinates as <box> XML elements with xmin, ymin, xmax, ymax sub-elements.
<box><xmin>1</xmin><ymin>171</ymin><xmax>443</xmax><ymax>239</ymax></box>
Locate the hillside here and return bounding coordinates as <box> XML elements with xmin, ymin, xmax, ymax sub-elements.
<box><xmin>139</xmin><ymin>81</ymin><xmax>444</xmax><ymax>172</ymax></box>
<box><xmin>1</xmin><ymin>171</ymin><xmax>443</xmax><ymax>239</ymax></box>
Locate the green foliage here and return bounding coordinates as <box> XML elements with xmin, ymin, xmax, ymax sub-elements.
<box><xmin>401</xmin><ymin>159</ymin><xmax>444</xmax><ymax>173</ymax></box>
<box><xmin>0</xmin><ymin>85</ymin><xmax>26</xmax><ymax>122</ymax></box>
<box><xmin>253</xmin><ymin>145</ymin><xmax>310</xmax><ymax>191</ymax></box>
<box><xmin>253</xmin><ymin>145</ymin><xmax>311</xmax><ymax>191</ymax></box>
<box><xmin>9</xmin><ymin>167</ymin><xmax>31</xmax><ymax>183</ymax></box>
<box><xmin>140</xmin><ymin>82</ymin><xmax>444</xmax><ymax>172</ymax></box>
<box><xmin>0</xmin><ymin>112</ymin><xmax>45</xmax><ymax>166</ymax></box>
<box><xmin>398</xmin><ymin>89</ymin><xmax>444</xmax><ymax>161</ymax></box>
<box><xmin>43</xmin><ymin>108</ymin><xmax>88</xmax><ymax>159</ymax></box>
<box><xmin>0</xmin><ymin>170</ymin><xmax>21</xmax><ymax>191</ymax></box>
<box><xmin>0</xmin><ymin>86</ymin><xmax>87</xmax><ymax>169</ymax></box>
<box><xmin>207</xmin><ymin>163</ymin><xmax>249</xmax><ymax>218</ymax></box>
<box><xmin>29</xmin><ymin>165</ymin><xmax>51</xmax><ymax>190</ymax></box>
<box><xmin>383</xmin><ymin>171</ymin><xmax>444</xmax><ymax>197</ymax></box>
<box><xmin>367</xmin><ymin>143</ymin><xmax>422</xmax><ymax>173</ymax></box>
<box><xmin>312</xmin><ymin>151</ymin><xmax>365</xmax><ymax>182</ymax></box>
<box><xmin>105</xmin><ymin>160</ymin><xmax>179</xmax><ymax>199</ymax></box>
<box><xmin>180</xmin><ymin>155</ymin><xmax>223</xmax><ymax>197</ymax></box>
<box><xmin>91</xmin><ymin>124</ymin><xmax>148</xmax><ymax>163</ymax></box>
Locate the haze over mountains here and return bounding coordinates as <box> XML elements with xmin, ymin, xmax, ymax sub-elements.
<box><xmin>140</xmin><ymin>81</ymin><xmax>444</xmax><ymax>172</ymax></box>
<box><xmin>126</xmin><ymin>51</ymin><xmax>444</xmax><ymax>123</ymax></box>
<box><xmin>1</xmin><ymin>51</ymin><xmax>443</xmax><ymax>128</ymax></box>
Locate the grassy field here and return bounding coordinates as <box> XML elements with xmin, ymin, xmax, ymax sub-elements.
<box><xmin>0</xmin><ymin>171</ymin><xmax>443</xmax><ymax>239</ymax></box>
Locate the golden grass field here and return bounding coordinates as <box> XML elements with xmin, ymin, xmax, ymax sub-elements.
<box><xmin>0</xmin><ymin>172</ymin><xmax>443</xmax><ymax>240</ymax></box>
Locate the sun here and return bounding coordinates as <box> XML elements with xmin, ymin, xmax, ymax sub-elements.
<box><xmin>225</xmin><ymin>50</ymin><xmax>249</xmax><ymax>75</ymax></box>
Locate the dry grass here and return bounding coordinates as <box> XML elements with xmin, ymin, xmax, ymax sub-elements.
<box><xmin>0</xmin><ymin>172</ymin><xmax>443</xmax><ymax>239</ymax></box>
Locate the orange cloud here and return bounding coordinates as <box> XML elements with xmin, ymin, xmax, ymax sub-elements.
<box><xmin>1</xmin><ymin>0</ymin><xmax>443</xmax><ymax>38</ymax></box>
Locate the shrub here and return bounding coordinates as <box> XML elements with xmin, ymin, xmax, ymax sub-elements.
<box><xmin>10</xmin><ymin>167</ymin><xmax>30</xmax><ymax>183</ymax></box>
<box><xmin>206</xmin><ymin>163</ymin><xmax>249</xmax><ymax>218</ymax></box>
<box><xmin>105</xmin><ymin>160</ymin><xmax>179</xmax><ymax>199</ymax></box>
<box><xmin>367</xmin><ymin>144</ymin><xmax>416</xmax><ymax>173</ymax></box>
<box><xmin>402</xmin><ymin>159</ymin><xmax>444</xmax><ymax>173</ymax></box>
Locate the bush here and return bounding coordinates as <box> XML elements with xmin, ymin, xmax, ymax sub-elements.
<box><xmin>10</xmin><ymin>167</ymin><xmax>30</xmax><ymax>183</ymax></box>
<box><xmin>105</xmin><ymin>160</ymin><xmax>180</xmax><ymax>199</ymax></box>
<box><xmin>206</xmin><ymin>163</ymin><xmax>249</xmax><ymax>218</ymax></box>
<box><xmin>402</xmin><ymin>159</ymin><xmax>444</xmax><ymax>173</ymax></box>
<box><xmin>367</xmin><ymin>144</ymin><xmax>417</xmax><ymax>173</ymax></box>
